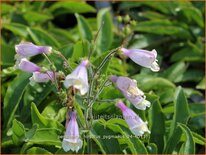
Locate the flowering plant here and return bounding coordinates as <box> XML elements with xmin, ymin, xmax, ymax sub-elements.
<box><xmin>2</xmin><ymin>1</ymin><xmax>204</xmax><ymax>154</ymax></box>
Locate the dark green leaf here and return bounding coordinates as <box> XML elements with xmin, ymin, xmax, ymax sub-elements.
<box><xmin>178</xmin><ymin>123</ymin><xmax>195</xmax><ymax>154</ymax></box>
<box><xmin>97</xmin><ymin>8</ymin><xmax>113</xmax><ymax>53</ymax></box>
<box><xmin>3</xmin><ymin>72</ymin><xmax>30</xmax><ymax>129</ymax></box>
<box><xmin>31</xmin><ymin>102</ymin><xmax>64</xmax><ymax>132</ymax></box>
<box><xmin>164</xmin><ymin>87</ymin><xmax>190</xmax><ymax>153</ymax></box>
<box><xmin>75</xmin><ymin>14</ymin><xmax>93</xmax><ymax>41</ymax></box>
<box><xmin>50</xmin><ymin>2</ymin><xmax>96</xmax><ymax>15</ymax></box>
<box><xmin>148</xmin><ymin>94</ymin><xmax>165</xmax><ymax>153</ymax></box>
<box><xmin>26</xmin><ymin>147</ymin><xmax>52</xmax><ymax>154</ymax></box>
<box><xmin>27</xmin><ymin>27</ymin><xmax>60</xmax><ymax>48</ymax></box>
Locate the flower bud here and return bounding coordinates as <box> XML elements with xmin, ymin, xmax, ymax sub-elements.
<box><xmin>15</xmin><ymin>42</ymin><xmax>52</xmax><ymax>57</ymax></box>
<box><xmin>15</xmin><ymin>58</ymin><xmax>41</xmax><ymax>73</ymax></box>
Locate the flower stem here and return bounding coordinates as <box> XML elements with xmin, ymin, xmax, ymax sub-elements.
<box><xmin>53</xmin><ymin>50</ymin><xmax>72</xmax><ymax>71</ymax></box>
<box><xmin>42</xmin><ymin>53</ymin><xmax>59</xmax><ymax>90</ymax></box>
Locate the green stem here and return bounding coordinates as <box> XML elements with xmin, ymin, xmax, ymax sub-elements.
<box><xmin>53</xmin><ymin>50</ymin><xmax>72</xmax><ymax>71</ymax></box>
<box><xmin>42</xmin><ymin>53</ymin><xmax>59</xmax><ymax>90</ymax></box>
<box><xmin>88</xmin><ymin>21</ymin><xmax>105</xmax><ymax>60</ymax></box>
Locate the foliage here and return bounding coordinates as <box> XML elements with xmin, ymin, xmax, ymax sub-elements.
<box><xmin>1</xmin><ymin>1</ymin><xmax>205</xmax><ymax>154</ymax></box>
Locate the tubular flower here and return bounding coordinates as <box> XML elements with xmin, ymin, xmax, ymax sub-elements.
<box><xmin>121</xmin><ymin>48</ymin><xmax>160</xmax><ymax>72</ymax></box>
<box><xmin>29</xmin><ymin>71</ymin><xmax>55</xmax><ymax>83</ymax></box>
<box><xmin>62</xmin><ymin>111</ymin><xmax>83</xmax><ymax>153</ymax></box>
<box><xmin>64</xmin><ymin>59</ymin><xmax>89</xmax><ymax>95</ymax></box>
<box><xmin>15</xmin><ymin>58</ymin><xmax>41</xmax><ymax>73</ymax></box>
<box><xmin>15</xmin><ymin>42</ymin><xmax>52</xmax><ymax>58</ymax></box>
<box><xmin>110</xmin><ymin>76</ymin><xmax>151</xmax><ymax>110</ymax></box>
<box><xmin>116</xmin><ymin>100</ymin><xmax>150</xmax><ymax>136</ymax></box>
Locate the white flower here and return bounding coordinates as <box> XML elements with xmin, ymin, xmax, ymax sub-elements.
<box><xmin>121</xmin><ymin>48</ymin><xmax>160</xmax><ymax>72</ymax></box>
<box><xmin>64</xmin><ymin>60</ymin><xmax>89</xmax><ymax>95</ymax></box>
<box><xmin>110</xmin><ymin>76</ymin><xmax>151</xmax><ymax>110</ymax></box>
<box><xmin>62</xmin><ymin>112</ymin><xmax>83</xmax><ymax>152</ymax></box>
<box><xmin>116</xmin><ymin>100</ymin><xmax>150</xmax><ymax>136</ymax></box>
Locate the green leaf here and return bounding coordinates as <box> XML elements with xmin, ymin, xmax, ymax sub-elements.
<box><xmin>31</xmin><ymin>102</ymin><xmax>64</xmax><ymax>132</ymax></box>
<box><xmin>90</xmin><ymin>130</ymin><xmax>106</xmax><ymax>154</ymax></box>
<box><xmin>171</xmin><ymin>87</ymin><xmax>190</xmax><ymax>131</ymax></box>
<box><xmin>12</xmin><ymin>119</ymin><xmax>26</xmax><ymax>145</ymax></box>
<box><xmin>134</xmin><ymin>20</ymin><xmax>191</xmax><ymax>38</ymax></box>
<box><xmin>3</xmin><ymin>23</ymin><xmax>28</xmax><ymax>38</ymax></box>
<box><xmin>28</xmin><ymin>128</ymin><xmax>61</xmax><ymax>147</ymax></box>
<box><xmin>23</xmin><ymin>11</ymin><xmax>53</xmax><ymax>23</ymax></box>
<box><xmin>26</xmin><ymin>147</ymin><xmax>52</xmax><ymax>154</ymax></box>
<box><xmin>148</xmin><ymin>94</ymin><xmax>165</xmax><ymax>153</ymax></box>
<box><xmin>27</xmin><ymin>27</ymin><xmax>60</xmax><ymax>48</ymax></box>
<box><xmin>72</xmin><ymin>40</ymin><xmax>90</xmax><ymax>61</ymax></box>
<box><xmin>1</xmin><ymin>43</ymin><xmax>15</xmax><ymax>66</ymax></box>
<box><xmin>97</xmin><ymin>8</ymin><xmax>113</xmax><ymax>53</ymax></box>
<box><xmin>107</xmin><ymin>118</ymin><xmax>148</xmax><ymax>154</ymax></box>
<box><xmin>161</xmin><ymin>62</ymin><xmax>188</xmax><ymax>83</ymax></box>
<box><xmin>146</xmin><ymin>143</ymin><xmax>158</xmax><ymax>154</ymax></box>
<box><xmin>164</xmin><ymin>87</ymin><xmax>190</xmax><ymax>153</ymax></box>
<box><xmin>75</xmin><ymin>14</ymin><xmax>93</xmax><ymax>42</ymax></box>
<box><xmin>178</xmin><ymin>123</ymin><xmax>195</xmax><ymax>154</ymax></box>
<box><xmin>50</xmin><ymin>2</ymin><xmax>96</xmax><ymax>15</ymax></box>
<box><xmin>171</xmin><ymin>47</ymin><xmax>204</xmax><ymax>62</ymax></box>
<box><xmin>191</xmin><ymin>132</ymin><xmax>205</xmax><ymax>145</ymax></box>
<box><xmin>181</xmin><ymin>6</ymin><xmax>204</xmax><ymax>27</ymax></box>
<box><xmin>2</xmin><ymin>3</ymin><xmax>14</xmax><ymax>14</ymax></box>
<box><xmin>3</xmin><ymin>72</ymin><xmax>31</xmax><ymax>129</ymax></box>
<box><xmin>106</xmin><ymin>122</ymin><xmax>137</xmax><ymax>154</ymax></box>
<box><xmin>49</xmin><ymin>27</ymin><xmax>76</xmax><ymax>43</ymax></box>
<box><xmin>196</xmin><ymin>77</ymin><xmax>205</xmax><ymax>90</ymax></box>
<box><xmin>91</xmin><ymin>120</ymin><xmax>122</xmax><ymax>153</ymax></box>
<box><xmin>22</xmin><ymin>83</ymin><xmax>53</xmax><ymax>121</ymax></box>
<box><xmin>132</xmin><ymin>75</ymin><xmax>175</xmax><ymax>92</ymax></box>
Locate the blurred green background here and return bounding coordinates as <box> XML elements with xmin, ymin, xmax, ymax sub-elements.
<box><xmin>1</xmin><ymin>1</ymin><xmax>205</xmax><ymax>154</ymax></box>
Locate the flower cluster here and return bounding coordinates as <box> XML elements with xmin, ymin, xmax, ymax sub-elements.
<box><xmin>14</xmin><ymin>42</ymin><xmax>55</xmax><ymax>83</ymax></box>
<box><xmin>14</xmin><ymin>42</ymin><xmax>160</xmax><ymax>153</ymax></box>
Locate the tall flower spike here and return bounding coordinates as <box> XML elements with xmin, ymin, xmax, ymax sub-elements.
<box><xmin>110</xmin><ymin>76</ymin><xmax>150</xmax><ymax>110</ymax></box>
<box><xmin>29</xmin><ymin>71</ymin><xmax>55</xmax><ymax>83</ymax></box>
<box><xmin>116</xmin><ymin>100</ymin><xmax>150</xmax><ymax>137</ymax></box>
<box><xmin>121</xmin><ymin>48</ymin><xmax>160</xmax><ymax>72</ymax></box>
<box><xmin>62</xmin><ymin>111</ymin><xmax>83</xmax><ymax>153</ymax></box>
<box><xmin>64</xmin><ymin>59</ymin><xmax>89</xmax><ymax>95</ymax></box>
<box><xmin>15</xmin><ymin>42</ymin><xmax>52</xmax><ymax>58</ymax></box>
<box><xmin>15</xmin><ymin>58</ymin><xmax>41</xmax><ymax>73</ymax></box>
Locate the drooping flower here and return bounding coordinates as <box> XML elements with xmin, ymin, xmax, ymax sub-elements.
<box><xmin>62</xmin><ymin>111</ymin><xmax>83</xmax><ymax>153</ymax></box>
<box><xmin>116</xmin><ymin>100</ymin><xmax>150</xmax><ymax>136</ymax></box>
<box><xmin>29</xmin><ymin>71</ymin><xmax>55</xmax><ymax>83</ymax></box>
<box><xmin>15</xmin><ymin>42</ymin><xmax>52</xmax><ymax>58</ymax></box>
<box><xmin>110</xmin><ymin>75</ymin><xmax>150</xmax><ymax>110</ymax></box>
<box><xmin>64</xmin><ymin>59</ymin><xmax>89</xmax><ymax>95</ymax></box>
<box><xmin>15</xmin><ymin>58</ymin><xmax>41</xmax><ymax>73</ymax></box>
<box><xmin>121</xmin><ymin>48</ymin><xmax>160</xmax><ymax>72</ymax></box>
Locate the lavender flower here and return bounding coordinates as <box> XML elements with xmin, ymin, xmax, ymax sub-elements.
<box><xmin>116</xmin><ymin>100</ymin><xmax>150</xmax><ymax>136</ymax></box>
<box><xmin>15</xmin><ymin>42</ymin><xmax>52</xmax><ymax>58</ymax></box>
<box><xmin>29</xmin><ymin>71</ymin><xmax>55</xmax><ymax>83</ymax></box>
<box><xmin>121</xmin><ymin>48</ymin><xmax>160</xmax><ymax>72</ymax></box>
<box><xmin>15</xmin><ymin>58</ymin><xmax>41</xmax><ymax>73</ymax></box>
<box><xmin>64</xmin><ymin>59</ymin><xmax>89</xmax><ymax>95</ymax></box>
<box><xmin>62</xmin><ymin>111</ymin><xmax>83</xmax><ymax>152</ymax></box>
<box><xmin>110</xmin><ymin>76</ymin><xmax>150</xmax><ymax>110</ymax></box>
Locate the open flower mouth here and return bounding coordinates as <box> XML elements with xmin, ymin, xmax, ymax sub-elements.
<box><xmin>127</xmin><ymin>85</ymin><xmax>144</xmax><ymax>97</ymax></box>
